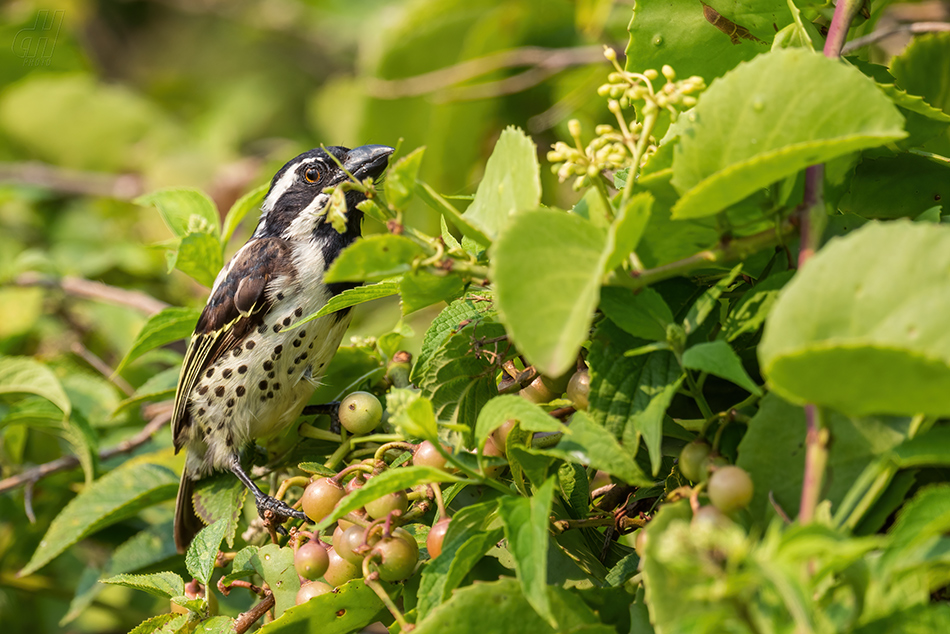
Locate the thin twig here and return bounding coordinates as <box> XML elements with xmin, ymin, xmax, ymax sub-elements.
<box><xmin>0</xmin><ymin>161</ymin><xmax>144</xmax><ymax>199</ymax></box>
<box><xmin>70</xmin><ymin>341</ymin><xmax>134</xmax><ymax>396</ymax></box>
<box><xmin>233</xmin><ymin>592</ymin><xmax>275</xmax><ymax>634</ymax></box>
<box><xmin>12</xmin><ymin>273</ymin><xmax>168</xmax><ymax>316</ymax></box>
<box><xmin>841</xmin><ymin>21</ymin><xmax>950</xmax><ymax>54</ymax></box>
<box><xmin>365</xmin><ymin>46</ymin><xmax>605</xmax><ymax>99</ymax></box>
<box><xmin>0</xmin><ymin>404</ymin><xmax>172</xmax><ymax>494</ymax></box>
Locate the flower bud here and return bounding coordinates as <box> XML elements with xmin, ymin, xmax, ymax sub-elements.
<box><xmin>568</xmin><ymin>119</ymin><xmax>582</xmax><ymax>138</ymax></box>
<box><xmin>662</xmin><ymin>65</ymin><xmax>676</xmax><ymax>81</ymax></box>
<box><xmin>643</xmin><ymin>69</ymin><xmax>659</xmax><ymax>81</ymax></box>
<box><xmin>603</xmin><ymin>46</ymin><xmax>617</xmax><ymax>61</ymax></box>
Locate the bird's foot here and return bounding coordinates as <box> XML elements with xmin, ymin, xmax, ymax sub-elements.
<box><xmin>302</xmin><ymin>401</ymin><xmax>341</xmax><ymax>433</ymax></box>
<box><xmin>255</xmin><ymin>494</ymin><xmax>307</xmax><ymax>523</ymax></box>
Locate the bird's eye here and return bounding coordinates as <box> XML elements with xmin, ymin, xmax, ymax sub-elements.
<box><xmin>304</xmin><ymin>167</ymin><xmax>321</xmax><ymax>183</ymax></box>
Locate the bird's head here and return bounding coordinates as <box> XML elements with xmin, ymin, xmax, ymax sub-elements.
<box><xmin>255</xmin><ymin>144</ymin><xmax>394</xmax><ymax>241</ymax></box>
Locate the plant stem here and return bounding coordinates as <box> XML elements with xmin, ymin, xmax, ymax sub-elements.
<box><xmin>798</xmin><ymin>405</ymin><xmax>828</xmax><ymax>524</ymax></box>
<box><xmin>684</xmin><ymin>370</ymin><xmax>714</xmax><ymax>420</ymax></box>
<box><xmin>605</xmin><ymin>218</ymin><xmax>795</xmax><ymax>291</ymax></box>
<box><xmin>823</xmin><ymin>0</ymin><xmax>867</xmax><ymax>58</ymax></box>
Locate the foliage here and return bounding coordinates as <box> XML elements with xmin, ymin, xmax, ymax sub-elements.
<box><xmin>3</xmin><ymin>1</ymin><xmax>950</xmax><ymax>633</ymax></box>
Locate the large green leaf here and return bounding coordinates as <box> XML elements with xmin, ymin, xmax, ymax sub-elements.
<box><xmin>671</xmin><ymin>48</ymin><xmax>907</xmax><ymax>218</ymax></box>
<box><xmin>891</xmin><ymin>32</ymin><xmax>950</xmax><ymax>117</ymax></box>
<box><xmin>493</xmin><ymin>209</ymin><xmax>608</xmax><ymax>377</ymax></box>
<box><xmin>173</xmin><ymin>231</ymin><xmax>224</xmax><ymax>288</ymax></box>
<box><xmin>258</xmin><ymin>580</ymin><xmax>385</xmax><ymax>634</ymax></box>
<box><xmin>760</xmin><ymin>221</ymin><xmax>950</xmax><ymax>416</ymax></box>
<box><xmin>324</xmin><ymin>234</ymin><xmax>425</xmax><ymax>283</ymax></box>
<box><xmin>136</xmin><ymin>188</ymin><xmax>220</xmax><ymax>239</ymax></box>
<box><xmin>293</xmin><ymin>281</ymin><xmax>400</xmax><ymax>328</ymax></box>
<box><xmin>20</xmin><ymin>462</ymin><xmax>178</xmax><ymax>576</ymax></box>
<box><xmin>222</xmin><ymin>183</ymin><xmax>267</xmax><ymax>244</ymax></box>
<box><xmin>116</xmin><ymin>306</ymin><xmax>200</xmax><ymax>373</ymax></box>
<box><xmin>410</xmin><ymin>293</ymin><xmax>497</xmax><ymax>384</ymax></box>
<box><xmin>0</xmin><ymin>356</ymin><xmax>70</xmax><ymax>416</ymax></box>
<box><xmin>681</xmin><ymin>340</ymin><xmax>762</xmax><ymax>396</ymax></box>
<box><xmin>840</xmin><ymin>153</ymin><xmax>950</xmax><ymax>220</ymax></box>
<box><xmin>100</xmin><ymin>572</ymin><xmax>184</xmax><ymax>600</ymax></box>
<box><xmin>185</xmin><ymin>520</ymin><xmax>229</xmax><ymax>587</ymax></box>
<box><xmin>461</xmin><ymin>126</ymin><xmax>541</xmax><ymax>242</ymax></box>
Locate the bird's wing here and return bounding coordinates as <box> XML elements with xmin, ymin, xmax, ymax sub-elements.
<box><xmin>172</xmin><ymin>237</ymin><xmax>295</xmax><ymax>449</ymax></box>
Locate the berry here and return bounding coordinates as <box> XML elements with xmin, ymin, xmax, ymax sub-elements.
<box><xmin>634</xmin><ymin>529</ymin><xmax>648</xmax><ymax>559</ymax></box>
<box><xmin>413</xmin><ymin>440</ymin><xmax>449</xmax><ymax>471</ymax></box>
<box><xmin>566</xmin><ymin>369</ymin><xmax>590</xmax><ymax>410</ymax></box>
<box><xmin>301</xmin><ymin>478</ymin><xmax>346</xmax><ymax>524</ymax></box>
<box><xmin>491</xmin><ymin>419</ymin><xmax>517</xmax><ymax>453</ymax></box>
<box><xmin>324</xmin><ymin>547</ymin><xmax>362</xmax><ymax>586</ymax></box>
<box><xmin>365</xmin><ymin>489</ymin><xmax>409</xmax><ymax>520</ymax></box>
<box><xmin>678</xmin><ymin>440</ymin><xmax>712</xmax><ymax>482</ymax></box>
<box><xmin>520</xmin><ymin>373</ymin><xmax>569</xmax><ymax>404</ymax></box>
<box><xmin>707</xmin><ymin>466</ymin><xmax>754</xmax><ymax>513</ymax></box>
<box><xmin>339</xmin><ymin>391</ymin><xmax>383</xmax><ymax>435</ymax></box>
<box><xmin>371</xmin><ymin>534</ymin><xmax>419</xmax><ymax>582</ymax></box>
<box><xmin>481</xmin><ymin>437</ymin><xmax>506</xmax><ymax>478</ymax></box>
<box><xmin>294</xmin><ymin>540</ymin><xmax>330</xmax><ymax>580</ymax></box>
<box><xmin>296</xmin><ymin>581</ymin><xmax>333</xmax><ymax>604</ymax></box>
<box><xmin>334</xmin><ymin>524</ymin><xmax>378</xmax><ymax>565</ymax></box>
<box><xmin>426</xmin><ymin>518</ymin><xmax>451</xmax><ymax>559</ymax></box>
<box><xmin>691</xmin><ymin>505</ymin><xmax>731</xmax><ymax>529</ymax></box>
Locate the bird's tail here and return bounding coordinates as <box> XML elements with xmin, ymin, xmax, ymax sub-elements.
<box><xmin>174</xmin><ymin>469</ymin><xmax>205</xmax><ymax>554</ymax></box>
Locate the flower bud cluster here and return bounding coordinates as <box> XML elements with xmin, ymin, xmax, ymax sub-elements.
<box><xmin>547</xmin><ymin>48</ymin><xmax>705</xmax><ymax>191</ymax></box>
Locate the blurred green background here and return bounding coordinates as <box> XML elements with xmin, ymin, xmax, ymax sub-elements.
<box><xmin>0</xmin><ymin>1</ymin><xmax>630</xmax><ymax>631</ymax></box>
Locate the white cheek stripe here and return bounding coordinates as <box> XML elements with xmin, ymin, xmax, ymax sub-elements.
<box><xmin>282</xmin><ymin>192</ymin><xmax>329</xmax><ymax>241</ymax></box>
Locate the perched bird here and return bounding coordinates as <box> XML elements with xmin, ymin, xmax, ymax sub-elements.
<box><xmin>172</xmin><ymin>144</ymin><xmax>394</xmax><ymax>552</ymax></box>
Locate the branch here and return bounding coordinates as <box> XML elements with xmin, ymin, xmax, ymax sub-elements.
<box><xmin>0</xmin><ymin>161</ymin><xmax>143</xmax><ymax>199</ymax></box>
<box><xmin>0</xmin><ymin>403</ymin><xmax>172</xmax><ymax>494</ymax></box>
<box><xmin>233</xmin><ymin>591</ymin><xmax>275</xmax><ymax>634</ymax></box>
<box><xmin>841</xmin><ymin>21</ymin><xmax>950</xmax><ymax>55</ymax></box>
<box><xmin>365</xmin><ymin>45</ymin><xmax>605</xmax><ymax>100</ymax></box>
<box><xmin>12</xmin><ymin>273</ymin><xmax>169</xmax><ymax>316</ymax></box>
<box><xmin>605</xmin><ymin>217</ymin><xmax>796</xmax><ymax>291</ymax></box>
<box><xmin>823</xmin><ymin>0</ymin><xmax>866</xmax><ymax>58</ymax></box>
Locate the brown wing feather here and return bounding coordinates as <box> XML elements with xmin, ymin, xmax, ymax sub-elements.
<box><xmin>171</xmin><ymin>238</ymin><xmax>295</xmax><ymax>449</ymax></box>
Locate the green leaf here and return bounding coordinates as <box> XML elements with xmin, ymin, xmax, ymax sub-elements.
<box><xmin>683</xmin><ymin>264</ymin><xmax>741</xmax><ymax>335</ymax></box>
<box><xmin>462</xmin><ymin>126</ymin><xmax>541</xmax><ymax>241</ymax></box>
<box><xmin>681</xmin><ymin>341</ymin><xmax>762</xmax><ymax>396</ymax></box>
<box><xmin>604</xmin><ymin>192</ymin><xmax>653</xmax><ymax>272</ymax></box>
<box><xmin>127</xmin><ymin>614</ymin><xmax>183</xmax><ymax>634</ymax></box>
<box><xmin>881</xmin><ymin>484</ymin><xmax>950</xmax><ymax>573</ymax></box>
<box><xmin>599</xmin><ymin>287</ymin><xmax>673</xmax><ymax>342</ymax></box>
<box><xmin>498</xmin><ymin>477</ymin><xmax>557</xmax><ymax>628</ymax></box>
<box><xmin>474</xmin><ymin>395</ymin><xmax>562</xmax><ymax>451</ymax></box>
<box><xmin>891</xmin><ymin>32</ymin><xmax>950</xmax><ymax>117</ymax></box>
<box><xmin>114</xmin><ymin>367</ymin><xmax>180</xmax><ymax>416</ymax></box>
<box><xmin>0</xmin><ymin>356</ymin><xmax>70</xmax><ymax>416</ymax></box>
<box><xmin>324</xmin><ymin>234</ymin><xmax>425</xmax><ymax>283</ymax></box>
<box><xmin>222</xmin><ymin>183</ymin><xmax>267</xmax><ymax>244</ymax></box>
<box><xmin>721</xmin><ymin>270</ymin><xmax>794</xmax><ymax>341</ymax></box>
<box><xmin>626</xmin><ymin>0</ymin><xmax>771</xmax><ymax>84</ymax></box>
<box><xmin>386</xmin><ymin>389</ymin><xmax>440</xmax><ymax>442</ymax></box>
<box><xmin>400</xmin><ymin>270</ymin><xmax>465</xmax><ymax>315</ymax></box>
<box><xmin>100</xmin><ymin>571</ymin><xmax>185</xmax><ymax>600</ymax></box>
<box><xmin>534</xmin><ymin>412</ymin><xmax>651</xmax><ymax>486</ymax></box>
<box><xmin>192</xmin><ymin>474</ymin><xmax>248</xmax><ymax>548</ymax></box>
<box><xmin>385</xmin><ymin>147</ymin><xmax>425</xmax><ymax>210</ymax></box>
<box><xmin>840</xmin><ymin>153</ymin><xmax>950</xmax><ymax>220</ymax></box>
<box><xmin>293</xmin><ymin>281</ymin><xmax>400</xmax><ymax>328</ymax></box>
<box><xmin>416</xmin><ymin>182</ymin><xmax>493</xmax><ymax>247</ymax></box>
<box><xmin>736</xmin><ymin>394</ymin><xmax>908</xmax><ymax>524</ymax></box>
<box><xmin>252</xmin><ymin>543</ymin><xmax>300</xmax><ymax>617</ymax></box>
<box><xmin>588</xmin><ymin>321</ymin><xmax>683</xmax><ymax>475</ymax></box>
<box><xmin>493</xmin><ymin>209</ymin><xmax>608</xmax><ymax>377</ymax></box>
<box><xmin>116</xmin><ymin>307</ymin><xmax>200</xmax><ymax>373</ymax></box>
<box><xmin>173</xmin><ymin>231</ymin><xmax>224</xmax><ymax>288</ymax></box>
<box><xmin>411</xmin><ymin>293</ymin><xmax>497</xmax><ymax>385</ymax></box>
<box><xmin>190</xmin><ymin>616</ymin><xmax>234</xmax><ymax>634</ymax></box>
<box><xmin>417</xmin><ymin>501</ymin><xmax>504</xmax><ymax>618</ymax></box>
<box><xmin>185</xmin><ymin>520</ymin><xmax>229</xmax><ymax>586</ymax></box>
<box><xmin>671</xmin><ymin>49</ymin><xmax>907</xmax><ymax>218</ymax></box>
<box><xmin>891</xmin><ymin>426</ymin><xmax>950</xmax><ymax>469</ymax></box>
<box><xmin>316</xmin><ymin>465</ymin><xmax>462</xmax><ymax>530</ymax></box>
<box><xmin>258</xmin><ymin>579</ymin><xmax>385</xmax><ymax>634</ymax></box>
<box><xmin>760</xmin><ymin>221</ymin><xmax>950</xmax><ymax>416</ymax></box>
<box><xmin>20</xmin><ymin>462</ymin><xmax>178</xmax><ymax>576</ymax></box>
<box><xmin>137</xmin><ymin>187</ymin><xmax>220</xmax><ymax>238</ymax></box>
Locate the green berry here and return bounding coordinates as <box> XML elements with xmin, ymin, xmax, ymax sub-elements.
<box><xmin>339</xmin><ymin>391</ymin><xmax>383</xmax><ymax>435</ymax></box>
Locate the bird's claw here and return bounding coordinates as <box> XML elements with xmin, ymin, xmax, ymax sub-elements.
<box><xmin>255</xmin><ymin>495</ymin><xmax>307</xmax><ymax>524</ymax></box>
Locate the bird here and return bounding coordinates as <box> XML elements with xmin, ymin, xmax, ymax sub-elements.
<box><xmin>171</xmin><ymin>144</ymin><xmax>394</xmax><ymax>553</ymax></box>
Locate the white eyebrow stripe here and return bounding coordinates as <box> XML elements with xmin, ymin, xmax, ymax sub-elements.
<box><xmin>261</xmin><ymin>157</ymin><xmax>322</xmax><ymax>213</ymax></box>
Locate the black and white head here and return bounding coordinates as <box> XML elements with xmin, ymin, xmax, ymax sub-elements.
<box><xmin>254</xmin><ymin>144</ymin><xmax>394</xmax><ymax>243</ymax></box>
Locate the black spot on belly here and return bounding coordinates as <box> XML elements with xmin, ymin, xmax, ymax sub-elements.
<box><xmin>238</xmin><ymin>365</ymin><xmax>247</xmax><ymax>374</ymax></box>
<box><xmin>226</xmin><ymin>398</ymin><xmax>235</xmax><ymax>407</ymax></box>
<box><xmin>198</xmin><ymin>385</ymin><xmax>209</xmax><ymax>395</ymax></box>
<box><xmin>267</xmin><ymin>391</ymin><xmax>274</xmax><ymax>399</ymax></box>
<box><xmin>263</xmin><ymin>360</ymin><xmax>273</xmax><ymax>371</ymax></box>
<box><xmin>299</xmin><ymin>330</ymin><xmax>307</xmax><ymax>337</ymax></box>
<box><xmin>222</xmin><ymin>369</ymin><xmax>232</xmax><ymax>379</ymax></box>
<box><xmin>197</xmin><ymin>408</ymin><xmax>205</xmax><ymax>416</ymax></box>
<box><xmin>293</xmin><ymin>339</ymin><xmax>302</xmax><ymax>347</ymax></box>
<box><xmin>257</xmin><ymin>324</ymin><xmax>268</xmax><ymax>334</ymax></box>
<box><xmin>276</xmin><ymin>292</ymin><xmax>285</xmax><ymax>300</ymax></box>
<box><xmin>273</xmin><ymin>383</ymin><xmax>281</xmax><ymax>391</ymax></box>
<box><xmin>233</xmin><ymin>346</ymin><xmax>242</xmax><ymax>357</ymax></box>
<box><xmin>205</xmin><ymin>368</ymin><xmax>215</xmax><ymax>378</ymax></box>
<box><xmin>246</xmin><ymin>340</ymin><xmax>256</xmax><ymax>350</ymax></box>
<box><xmin>274</xmin><ymin>345</ymin><xmax>283</xmax><ymax>355</ymax></box>
<box><xmin>268</xmin><ymin>371</ymin><xmax>275</xmax><ymax>379</ymax></box>
<box><xmin>226</xmin><ymin>435</ymin><xmax>233</xmax><ymax>447</ymax></box>
<box><xmin>258</xmin><ymin>380</ymin><xmax>268</xmax><ymax>390</ymax></box>
<box><xmin>236</xmin><ymin>385</ymin><xmax>246</xmax><ymax>397</ymax></box>
<box><xmin>295</xmin><ymin>307</ymin><xmax>303</xmax><ymax>317</ymax></box>
<box><xmin>283</xmin><ymin>317</ymin><xmax>292</xmax><ymax>327</ymax></box>
<box><xmin>272</xmin><ymin>324</ymin><xmax>281</xmax><ymax>333</ymax></box>
<box><xmin>217</xmin><ymin>421</ymin><xmax>224</xmax><ymax>430</ymax></box>
<box><xmin>215</xmin><ymin>386</ymin><xmax>225</xmax><ymax>397</ymax></box>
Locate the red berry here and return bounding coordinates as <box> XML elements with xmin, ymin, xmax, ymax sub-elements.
<box><xmin>566</xmin><ymin>370</ymin><xmax>590</xmax><ymax>410</ymax></box>
<box><xmin>426</xmin><ymin>518</ymin><xmax>451</xmax><ymax>559</ymax></box>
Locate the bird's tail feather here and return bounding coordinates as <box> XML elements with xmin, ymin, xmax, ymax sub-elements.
<box><xmin>174</xmin><ymin>470</ymin><xmax>205</xmax><ymax>554</ymax></box>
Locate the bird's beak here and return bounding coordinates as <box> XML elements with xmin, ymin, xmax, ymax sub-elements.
<box><xmin>344</xmin><ymin>144</ymin><xmax>395</xmax><ymax>181</ymax></box>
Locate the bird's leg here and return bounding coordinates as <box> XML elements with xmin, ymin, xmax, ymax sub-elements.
<box><xmin>302</xmin><ymin>401</ymin><xmax>342</xmax><ymax>433</ymax></box>
<box><xmin>228</xmin><ymin>454</ymin><xmax>307</xmax><ymax>523</ymax></box>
